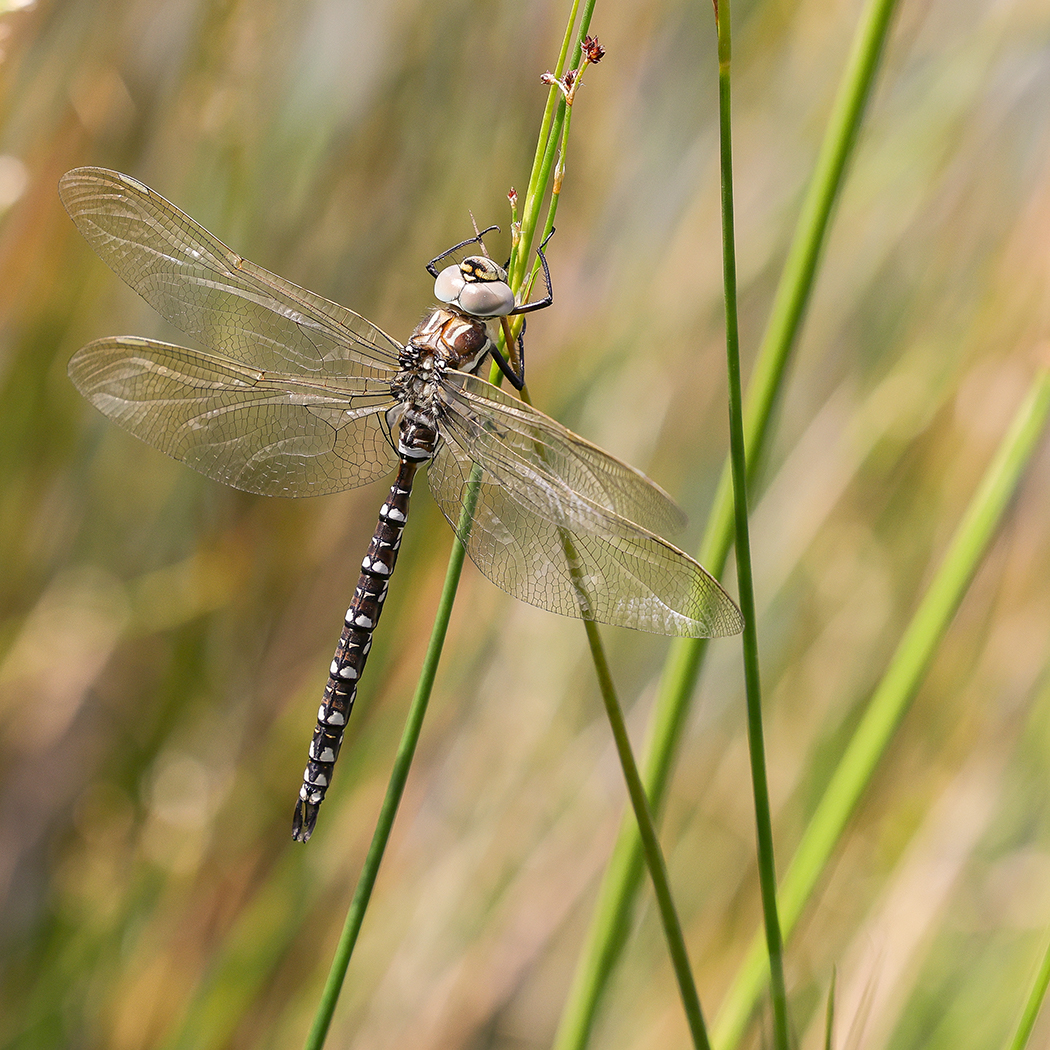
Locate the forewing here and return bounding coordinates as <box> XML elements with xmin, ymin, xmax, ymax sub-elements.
<box><xmin>441</xmin><ymin>372</ymin><xmax>688</xmax><ymax>538</ymax></box>
<box><xmin>59</xmin><ymin>167</ymin><xmax>402</xmax><ymax>377</ymax></box>
<box><xmin>428</xmin><ymin>387</ymin><xmax>742</xmax><ymax>638</ymax></box>
<box><xmin>69</xmin><ymin>337</ymin><xmax>398</xmax><ymax>496</ymax></box>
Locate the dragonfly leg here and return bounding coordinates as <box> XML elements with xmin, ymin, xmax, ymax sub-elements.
<box><xmin>489</xmin><ymin>231</ymin><xmax>555</xmax><ymax>389</ymax></box>
<box><xmin>425</xmin><ymin>226</ymin><xmax>501</xmax><ymax>278</ymax></box>
<box><xmin>490</xmin><ymin>321</ymin><xmax>526</xmax><ymax>390</ymax></box>
<box><xmin>509</xmin><ymin>228</ymin><xmax>555</xmax><ymax>317</ymax></box>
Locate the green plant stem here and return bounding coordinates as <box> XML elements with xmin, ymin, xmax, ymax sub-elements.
<box><xmin>552</xmin><ymin>0</ymin><xmax>901</xmax><ymax>1044</ymax></box>
<box><xmin>302</xmin><ymin>503</ymin><xmax>475</xmax><ymax>1050</ymax></box>
<box><xmin>582</xmin><ymin>618</ymin><xmax>711</xmax><ymax>1050</ymax></box>
<box><xmin>494</xmin><ymin>6</ymin><xmax>596</xmax><ymax>387</ymax></box>
<box><xmin>520</xmin><ymin>391</ymin><xmax>710</xmax><ymax>1045</ymax></box>
<box><xmin>1007</xmin><ymin>923</ymin><xmax>1050</xmax><ymax>1050</ymax></box>
<box><xmin>488</xmin><ymin>21</ymin><xmax>713</xmax><ymax>1030</ymax></box>
<box><xmin>304</xmin><ymin>7</ymin><xmax>603</xmax><ymax>1044</ymax></box>
<box><xmin>716</xmin><ymin>5</ymin><xmax>789</xmax><ymax>1050</ymax></box>
<box><xmin>553</xmin><ymin>641</ymin><xmax>713</xmax><ymax>1050</ymax></box>
<box><xmin>713</xmin><ymin>368</ymin><xmax>1050</xmax><ymax>1050</ymax></box>
<box><xmin>511</xmin><ymin>0</ymin><xmax>596</xmax><ymax>293</ymax></box>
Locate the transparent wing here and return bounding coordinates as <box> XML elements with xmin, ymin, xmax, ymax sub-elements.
<box><xmin>440</xmin><ymin>372</ymin><xmax>688</xmax><ymax>537</ymax></box>
<box><xmin>428</xmin><ymin>377</ymin><xmax>742</xmax><ymax>638</ymax></box>
<box><xmin>59</xmin><ymin>167</ymin><xmax>403</xmax><ymax>377</ymax></box>
<box><xmin>69</xmin><ymin>337</ymin><xmax>398</xmax><ymax>496</ymax></box>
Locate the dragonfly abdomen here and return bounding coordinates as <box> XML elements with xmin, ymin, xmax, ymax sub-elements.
<box><xmin>292</xmin><ymin>457</ymin><xmax>421</xmax><ymax>841</ymax></box>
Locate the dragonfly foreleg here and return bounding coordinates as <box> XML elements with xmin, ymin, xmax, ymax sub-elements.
<box><xmin>490</xmin><ymin>320</ymin><xmax>526</xmax><ymax>391</ymax></box>
<box><xmin>489</xmin><ymin>229</ymin><xmax>555</xmax><ymax>389</ymax></box>
<box><xmin>509</xmin><ymin>227</ymin><xmax>555</xmax><ymax>317</ymax></box>
<box><xmin>425</xmin><ymin>226</ymin><xmax>501</xmax><ymax>278</ymax></box>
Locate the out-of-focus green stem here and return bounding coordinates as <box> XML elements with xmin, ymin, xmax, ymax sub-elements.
<box><xmin>823</xmin><ymin>969</ymin><xmax>837</xmax><ymax>1050</ymax></box>
<box><xmin>713</xmin><ymin>369</ymin><xmax>1050</xmax><ymax>1049</ymax></box>
<box><xmin>1007</xmin><ymin>914</ymin><xmax>1050</xmax><ymax>1050</ymax></box>
<box><xmin>302</xmin><ymin>484</ymin><xmax>477</xmax><ymax>1050</ymax></box>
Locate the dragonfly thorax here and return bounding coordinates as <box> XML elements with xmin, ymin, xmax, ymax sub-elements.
<box><xmin>403</xmin><ymin>306</ymin><xmax>498</xmax><ymax>378</ymax></box>
<box><xmin>389</xmin><ymin>306</ymin><xmax>499</xmax><ymax>460</ymax></box>
<box><xmin>433</xmin><ymin>256</ymin><xmax>515</xmax><ymax>318</ymax></box>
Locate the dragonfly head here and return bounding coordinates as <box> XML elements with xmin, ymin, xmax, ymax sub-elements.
<box><xmin>433</xmin><ymin>256</ymin><xmax>515</xmax><ymax>318</ymax></box>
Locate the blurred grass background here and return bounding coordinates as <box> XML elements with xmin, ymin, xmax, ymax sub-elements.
<box><xmin>1</xmin><ymin>0</ymin><xmax>1049</xmax><ymax>1048</ymax></box>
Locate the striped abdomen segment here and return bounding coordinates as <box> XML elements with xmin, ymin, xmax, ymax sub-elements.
<box><xmin>292</xmin><ymin>457</ymin><xmax>420</xmax><ymax>841</ymax></box>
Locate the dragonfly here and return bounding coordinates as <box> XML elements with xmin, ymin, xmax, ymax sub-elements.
<box><xmin>60</xmin><ymin>167</ymin><xmax>743</xmax><ymax>841</ymax></box>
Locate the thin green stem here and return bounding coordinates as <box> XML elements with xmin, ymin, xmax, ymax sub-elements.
<box><xmin>302</xmin><ymin>482</ymin><xmax>480</xmax><ymax>1050</ymax></box>
<box><xmin>713</xmin><ymin>369</ymin><xmax>1050</xmax><ymax>1050</ymax></box>
<box><xmin>553</xmin><ymin>0</ymin><xmax>901</xmax><ymax>1044</ymax></box>
<box><xmin>493</xmin><ymin>35</ymin><xmax>713</xmax><ymax>1037</ymax></box>
<box><xmin>553</xmin><ymin>640</ymin><xmax>712</xmax><ymax>1050</ymax></box>
<box><xmin>305</xmin><ymin>9</ymin><xmax>603</xmax><ymax>1042</ymax></box>
<box><xmin>511</xmin><ymin>0</ymin><xmax>596</xmax><ymax>294</ymax></box>
<box><xmin>499</xmin><ymin>4</ymin><xmax>597</xmax><ymax>390</ymax></box>
<box><xmin>523</xmin><ymin>392</ymin><xmax>710</xmax><ymax>1046</ymax></box>
<box><xmin>716</xmin><ymin>4</ymin><xmax>789</xmax><ymax>1049</ymax></box>
<box><xmin>306</xmin><ymin>6</ymin><xmax>704</xmax><ymax>1046</ymax></box>
<box><xmin>582</xmin><ymin>618</ymin><xmax>711</xmax><ymax>1050</ymax></box>
<box><xmin>513</xmin><ymin>0</ymin><xmax>577</xmax><ymax>274</ymax></box>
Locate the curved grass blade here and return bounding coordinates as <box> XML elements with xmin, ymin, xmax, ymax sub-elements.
<box><xmin>1006</xmin><ymin>920</ymin><xmax>1050</xmax><ymax>1050</ymax></box>
<box><xmin>713</xmin><ymin>368</ymin><xmax>1050</xmax><ymax>1048</ymax></box>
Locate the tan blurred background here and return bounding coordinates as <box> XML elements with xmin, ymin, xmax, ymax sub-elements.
<box><xmin>1</xmin><ymin>0</ymin><xmax>1049</xmax><ymax>1047</ymax></box>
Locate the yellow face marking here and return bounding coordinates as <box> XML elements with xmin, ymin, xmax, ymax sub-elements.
<box><xmin>461</xmin><ymin>257</ymin><xmax>505</xmax><ymax>284</ymax></box>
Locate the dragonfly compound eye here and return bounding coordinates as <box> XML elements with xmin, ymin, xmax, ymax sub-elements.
<box><xmin>434</xmin><ymin>257</ymin><xmax>515</xmax><ymax>318</ymax></box>
<box><xmin>456</xmin><ymin>278</ymin><xmax>515</xmax><ymax>318</ymax></box>
<box><xmin>433</xmin><ymin>263</ymin><xmax>465</xmax><ymax>305</ymax></box>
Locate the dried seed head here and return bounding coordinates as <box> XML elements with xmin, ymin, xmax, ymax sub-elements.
<box><xmin>582</xmin><ymin>35</ymin><xmax>605</xmax><ymax>64</ymax></box>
